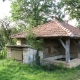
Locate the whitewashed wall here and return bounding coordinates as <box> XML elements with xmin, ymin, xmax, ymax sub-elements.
<box><xmin>23</xmin><ymin>48</ymin><xmax>43</xmax><ymax>64</ymax></box>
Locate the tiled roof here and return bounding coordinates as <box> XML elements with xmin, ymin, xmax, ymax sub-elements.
<box><xmin>10</xmin><ymin>32</ymin><xmax>26</xmax><ymax>38</ymax></box>
<box><xmin>11</xmin><ymin>18</ymin><xmax>80</xmax><ymax>38</ymax></box>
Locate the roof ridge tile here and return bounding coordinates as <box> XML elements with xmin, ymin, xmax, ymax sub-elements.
<box><xmin>54</xmin><ymin>19</ymin><xmax>74</xmax><ymax>37</ymax></box>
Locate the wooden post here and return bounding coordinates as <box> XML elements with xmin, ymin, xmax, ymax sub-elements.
<box><xmin>58</xmin><ymin>39</ymin><xmax>70</xmax><ymax>63</ymax></box>
<box><xmin>65</xmin><ymin>39</ymin><xmax>70</xmax><ymax>63</ymax></box>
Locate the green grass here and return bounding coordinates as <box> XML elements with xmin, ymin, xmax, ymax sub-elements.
<box><xmin>0</xmin><ymin>59</ymin><xmax>80</xmax><ymax>80</ymax></box>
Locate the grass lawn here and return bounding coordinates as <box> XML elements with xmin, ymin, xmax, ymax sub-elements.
<box><xmin>0</xmin><ymin>59</ymin><xmax>80</xmax><ymax>80</ymax></box>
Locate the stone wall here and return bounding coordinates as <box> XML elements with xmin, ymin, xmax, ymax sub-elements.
<box><xmin>7</xmin><ymin>48</ymin><xmax>12</xmax><ymax>58</ymax></box>
<box><xmin>16</xmin><ymin>38</ymin><xmax>26</xmax><ymax>45</ymax></box>
<box><xmin>42</xmin><ymin>39</ymin><xmax>65</xmax><ymax>58</ymax></box>
<box><xmin>70</xmin><ymin>41</ymin><xmax>78</xmax><ymax>58</ymax></box>
<box><xmin>23</xmin><ymin>48</ymin><xmax>43</xmax><ymax>64</ymax></box>
<box><xmin>7</xmin><ymin>46</ymin><xmax>43</xmax><ymax>64</ymax></box>
<box><xmin>42</xmin><ymin>39</ymin><xmax>78</xmax><ymax>58</ymax></box>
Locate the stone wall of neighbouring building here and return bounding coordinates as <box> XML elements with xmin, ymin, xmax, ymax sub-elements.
<box><xmin>7</xmin><ymin>45</ymin><xmax>43</xmax><ymax>64</ymax></box>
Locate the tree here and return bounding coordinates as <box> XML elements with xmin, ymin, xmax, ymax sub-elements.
<box><xmin>10</xmin><ymin>0</ymin><xmax>65</xmax><ymax>28</ymax></box>
<box><xmin>26</xmin><ymin>27</ymin><xmax>43</xmax><ymax>65</ymax></box>
<box><xmin>0</xmin><ymin>17</ymin><xmax>17</xmax><ymax>46</ymax></box>
<box><xmin>0</xmin><ymin>18</ymin><xmax>13</xmax><ymax>44</ymax></box>
<box><xmin>0</xmin><ymin>33</ymin><xmax>5</xmax><ymax>49</ymax></box>
<box><xmin>61</xmin><ymin>0</ymin><xmax>80</xmax><ymax>27</ymax></box>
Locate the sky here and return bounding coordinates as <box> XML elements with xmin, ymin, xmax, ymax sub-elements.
<box><xmin>0</xmin><ymin>0</ymin><xmax>77</xmax><ymax>26</ymax></box>
<box><xmin>0</xmin><ymin>0</ymin><xmax>11</xmax><ymax>18</ymax></box>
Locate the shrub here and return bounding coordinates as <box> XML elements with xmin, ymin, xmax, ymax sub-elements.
<box><xmin>0</xmin><ymin>47</ymin><xmax>7</xmax><ymax>59</ymax></box>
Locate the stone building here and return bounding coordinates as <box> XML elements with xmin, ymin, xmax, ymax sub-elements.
<box><xmin>7</xmin><ymin>18</ymin><xmax>80</xmax><ymax>68</ymax></box>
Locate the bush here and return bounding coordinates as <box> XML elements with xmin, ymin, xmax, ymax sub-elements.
<box><xmin>0</xmin><ymin>47</ymin><xmax>7</xmax><ymax>59</ymax></box>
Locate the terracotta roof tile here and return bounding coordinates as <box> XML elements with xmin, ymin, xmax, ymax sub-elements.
<box><xmin>11</xmin><ymin>19</ymin><xmax>80</xmax><ymax>38</ymax></box>
<box><xmin>10</xmin><ymin>32</ymin><xmax>26</xmax><ymax>38</ymax></box>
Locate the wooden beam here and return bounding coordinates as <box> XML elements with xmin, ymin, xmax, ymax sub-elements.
<box><xmin>73</xmin><ymin>40</ymin><xmax>78</xmax><ymax>46</ymax></box>
<box><xmin>58</xmin><ymin>39</ymin><xmax>66</xmax><ymax>49</ymax></box>
<box><xmin>65</xmin><ymin>39</ymin><xmax>70</xmax><ymax>63</ymax></box>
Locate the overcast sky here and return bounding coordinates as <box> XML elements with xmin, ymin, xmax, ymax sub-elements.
<box><xmin>0</xmin><ymin>0</ymin><xmax>11</xmax><ymax>19</ymax></box>
<box><xmin>0</xmin><ymin>0</ymin><xmax>77</xmax><ymax>26</ymax></box>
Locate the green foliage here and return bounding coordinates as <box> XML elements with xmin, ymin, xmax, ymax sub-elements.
<box><xmin>10</xmin><ymin>0</ymin><xmax>65</xmax><ymax>28</ymax></box>
<box><xmin>0</xmin><ymin>34</ymin><xmax>5</xmax><ymax>48</ymax></box>
<box><xmin>26</xmin><ymin>27</ymin><xmax>43</xmax><ymax>65</ymax></box>
<box><xmin>61</xmin><ymin>0</ymin><xmax>80</xmax><ymax>19</ymax></box>
<box><xmin>0</xmin><ymin>18</ymin><xmax>12</xmax><ymax>44</ymax></box>
<box><xmin>0</xmin><ymin>47</ymin><xmax>7</xmax><ymax>59</ymax></box>
<box><xmin>0</xmin><ymin>27</ymin><xmax>17</xmax><ymax>46</ymax></box>
<box><xmin>61</xmin><ymin>0</ymin><xmax>80</xmax><ymax>27</ymax></box>
<box><xmin>1</xmin><ymin>59</ymin><xmax>80</xmax><ymax>80</ymax></box>
<box><xmin>26</xmin><ymin>27</ymin><xmax>43</xmax><ymax>50</ymax></box>
<box><xmin>0</xmin><ymin>17</ymin><xmax>18</xmax><ymax>48</ymax></box>
<box><xmin>77</xmin><ymin>20</ymin><xmax>80</xmax><ymax>28</ymax></box>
